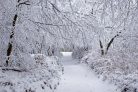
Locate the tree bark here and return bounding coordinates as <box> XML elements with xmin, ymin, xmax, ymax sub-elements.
<box><xmin>6</xmin><ymin>14</ymin><xmax>18</xmax><ymax>66</ymax></box>
<box><xmin>105</xmin><ymin>34</ymin><xmax>119</xmax><ymax>54</ymax></box>
<box><xmin>99</xmin><ymin>39</ymin><xmax>104</xmax><ymax>55</ymax></box>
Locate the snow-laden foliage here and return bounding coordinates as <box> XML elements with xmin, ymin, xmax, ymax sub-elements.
<box><xmin>0</xmin><ymin>0</ymin><xmax>66</xmax><ymax>67</ymax></box>
<box><xmin>0</xmin><ymin>54</ymin><xmax>63</xmax><ymax>92</ymax></box>
<box><xmin>1</xmin><ymin>0</ymin><xmax>138</xmax><ymax>64</ymax></box>
<box><xmin>0</xmin><ymin>0</ymin><xmax>138</xmax><ymax>91</ymax></box>
<box><xmin>72</xmin><ymin>46</ymin><xmax>91</xmax><ymax>59</ymax></box>
<box><xmin>67</xmin><ymin>0</ymin><xmax>138</xmax><ymax>91</ymax></box>
<box><xmin>81</xmin><ymin>50</ymin><xmax>138</xmax><ymax>92</ymax></box>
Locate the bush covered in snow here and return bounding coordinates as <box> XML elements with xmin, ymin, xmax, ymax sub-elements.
<box><xmin>72</xmin><ymin>47</ymin><xmax>90</xmax><ymax>59</ymax></box>
<box><xmin>0</xmin><ymin>54</ymin><xmax>63</xmax><ymax>92</ymax></box>
<box><xmin>81</xmin><ymin>51</ymin><xmax>138</xmax><ymax>92</ymax></box>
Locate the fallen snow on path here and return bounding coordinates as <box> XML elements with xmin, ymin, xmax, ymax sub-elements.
<box><xmin>61</xmin><ymin>52</ymin><xmax>73</xmax><ymax>56</ymax></box>
<box><xmin>56</xmin><ymin>52</ymin><xmax>120</xmax><ymax>92</ymax></box>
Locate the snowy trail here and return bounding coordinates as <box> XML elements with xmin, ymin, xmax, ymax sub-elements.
<box><xmin>55</xmin><ymin>52</ymin><xmax>119</xmax><ymax>92</ymax></box>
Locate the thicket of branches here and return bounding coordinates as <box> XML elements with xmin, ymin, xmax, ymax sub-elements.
<box><xmin>0</xmin><ymin>0</ymin><xmax>138</xmax><ymax>68</ymax></box>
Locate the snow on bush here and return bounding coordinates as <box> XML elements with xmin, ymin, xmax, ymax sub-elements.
<box><xmin>81</xmin><ymin>51</ymin><xmax>138</xmax><ymax>92</ymax></box>
<box><xmin>0</xmin><ymin>54</ymin><xmax>63</xmax><ymax>92</ymax></box>
<box><xmin>72</xmin><ymin>47</ymin><xmax>90</xmax><ymax>59</ymax></box>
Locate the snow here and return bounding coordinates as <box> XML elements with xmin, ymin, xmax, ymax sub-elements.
<box><xmin>56</xmin><ymin>52</ymin><xmax>119</xmax><ymax>92</ymax></box>
<box><xmin>60</xmin><ymin>52</ymin><xmax>73</xmax><ymax>57</ymax></box>
<box><xmin>0</xmin><ymin>54</ymin><xmax>63</xmax><ymax>92</ymax></box>
<box><xmin>82</xmin><ymin>51</ymin><xmax>138</xmax><ymax>92</ymax></box>
<box><xmin>0</xmin><ymin>0</ymin><xmax>137</xmax><ymax>92</ymax></box>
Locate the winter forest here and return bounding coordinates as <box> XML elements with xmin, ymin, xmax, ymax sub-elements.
<box><xmin>0</xmin><ymin>0</ymin><xmax>138</xmax><ymax>92</ymax></box>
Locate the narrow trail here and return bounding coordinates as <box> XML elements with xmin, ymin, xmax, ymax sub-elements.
<box><xmin>55</xmin><ymin>52</ymin><xmax>119</xmax><ymax>92</ymax></box>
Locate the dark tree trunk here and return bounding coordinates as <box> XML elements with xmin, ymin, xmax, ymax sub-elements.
<box><xmin>6</xmin><ymin>14</ymin><xmax>18</xmax><ymax>66</ymax></box>
<box><xmin>99</xmin><ymin>39</ymin><xmax>104</xmax><ymax>55</ymax></box>
<box><xmin>105</xmin><ymin>34</ymin><xmax>119</xmax><ymax>54</ymax></box>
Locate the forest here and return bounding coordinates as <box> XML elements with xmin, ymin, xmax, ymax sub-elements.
<box><xmin>0</xmin><ymin>0</ymin><xmax>138</xmax><ymax>92</ymax></box>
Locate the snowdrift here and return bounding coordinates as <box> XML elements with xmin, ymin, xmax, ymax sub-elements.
<box><xmin>0</xmin><ymin>54</ymin><xmax>63</xmax><ymax>92</ymax></box>
<box><xmin>81</xmin><ymin>51</ymin><xmax>138</xmax><ymax>92</ymax></box>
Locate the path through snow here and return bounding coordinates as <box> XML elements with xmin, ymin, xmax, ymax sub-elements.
<box><xmin>55</xmin><ymin>52</ymin><xmax>120</xmax><ymax>92</ymax></box>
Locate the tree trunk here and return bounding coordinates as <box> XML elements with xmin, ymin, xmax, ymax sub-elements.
<box><xmin>105</xmin><ymin>34</ymin><xmax>119</xmax><ymax>54</ymax></box>
<box><xmin>6</xmin><ymin>14</ymin><xmax>18</xmax><ymax>66</ymax></box>
<box><xmin>99</xmin><ymin>39</ymin><xmax>104</xmax><ymax>55</ymax></box>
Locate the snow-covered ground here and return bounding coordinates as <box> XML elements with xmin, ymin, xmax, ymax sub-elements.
<box><xmin>56</xmin><ymin>52</ymin><xmax>120</xmax><ymax>92</ymax></box>
<box><xmin>60</xmin><ymin>52</ymin><xmax>73</xmax><ymax>57</ymax></box>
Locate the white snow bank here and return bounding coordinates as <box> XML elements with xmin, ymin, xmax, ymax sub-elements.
<box><xmin>82</xmin><ymin>51</ymin><xmax>138</xmax><ymax>92</ymax></box>
<box><xmin>0</xmin><ymin>54</ymin><xmax>63</xmax><ymax>92</ymax></box>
